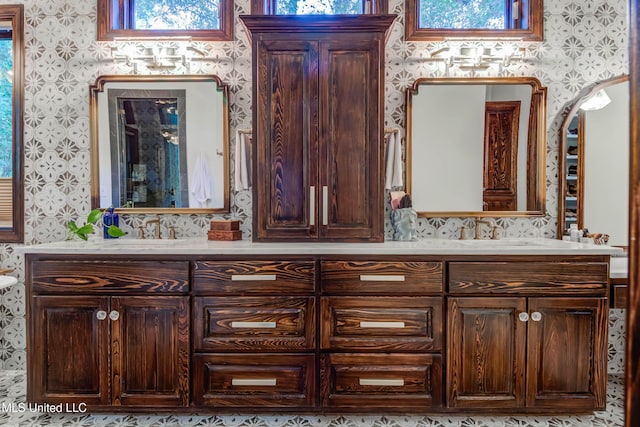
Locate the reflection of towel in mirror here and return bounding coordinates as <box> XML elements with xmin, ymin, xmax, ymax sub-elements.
<box><xmin>385</xmin><ymin>130</ymin><xmax>403</xmax><ymax>190</ymax></box>
<box><xmin>190</xmin><ymin>156</ymin><xmax>212</xmax><ymax>207</ymax></box>
<box><xmin>234</xmin><ymin>131</ymin><xmax>252</xmax><ymax>191</ymax></box>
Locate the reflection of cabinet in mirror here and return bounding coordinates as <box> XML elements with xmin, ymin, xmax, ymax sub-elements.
<box><xmin>558</xmin><ymin>75</ymin><xmax>629</xmax><ymax>246</ymax></box>
<box><xmin>90</xmin><ymin>75</ymin><xmax>230</xmax><ymax>214</ymax></box>
<box><xmin>241</xmin><ymin>15</ymin><xmax>395</xmax><ymax>242</ymax></box>
<box><xmin>406</xmin><ymin>77</ymin><xmax>547</xmax><ymax>218</ymax></box>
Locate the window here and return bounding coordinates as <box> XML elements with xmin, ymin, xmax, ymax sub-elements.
<box><xmin>406</xmin><ymin>0</ymin><xmax>543</xmax><ymax>41</ymax></box>
<box><xmin>97</xmin><ymin>0</ymin><xmax>234</xmax><ymax>41</ymax></box>
<box><xmin>251</xmin><ymin>0</ymin><xmax>387</xmax><ymax>14</ymax></box>
<box><xmin>0</xmin><ymin>5</ymin><xmax>23</xmax><ymax>243</ymax></box>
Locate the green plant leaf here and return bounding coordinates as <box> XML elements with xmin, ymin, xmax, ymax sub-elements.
<box><xmin>77</xmin><ymin>224</ymin><xmax>95</xmax><ymax>235</ymax></box>
<box><xmin>107</xmin><ymin>225</ymin><xmax>126</xmax><ymax>237</ymax></box>
<box><xmin>67</xmin><ymin>221</ymin><xmax>78</xmax><ymax>232</ymax></box>
<box><xmin>77</xmin><ymin>233</ymin><xmax>89</xmax><ymax>241</ymax></box>
<box><xmin>87</xmin><ymin>208</ymin><xmax>103</xmax><ymax>225</ymax></box>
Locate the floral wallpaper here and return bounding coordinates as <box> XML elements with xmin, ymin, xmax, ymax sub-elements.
<box><xmin>0</xmin><ymin>0</ymin><xmax>629</xmax><ymax>372</ymax></box>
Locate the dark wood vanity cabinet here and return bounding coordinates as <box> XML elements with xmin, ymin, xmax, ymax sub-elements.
<box><xmin>242</xmin><ymin>16</ymin><xmax>395</xmax><ymax>242</ymax></box>
<box><xmin>27</xmin><ymin>258</ymin><xmax>190</xmax><ymax>408</ymax></box>
<box><xmin>447</xmin><ymin>260</ymin><xmax>609</xmax><ymax>412</ymax></box>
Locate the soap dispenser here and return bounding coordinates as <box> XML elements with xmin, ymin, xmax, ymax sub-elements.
<box><xmin>103</xmin><ymin>207</ymin><xmax>119</xmax><ymax>239</ymax></box>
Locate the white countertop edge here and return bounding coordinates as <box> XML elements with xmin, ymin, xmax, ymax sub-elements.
<box><xmin>610</xmin><ymin>257</ymin><xmax>629</xmax><ymax>279</ymax></box>
<box><xmin>16</xmin><ymin>237</ymin><xmax>624</xmax><ymax>256</ymax></box>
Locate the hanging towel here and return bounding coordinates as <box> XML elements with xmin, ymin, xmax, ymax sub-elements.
<box><xmin>234</xmin><ymin>130</ymin><xmax>252</xmax><ymax>191</ymax></box>
<box><xmin>385</xmin><ymin>130</ymin><xmax>403</xmax><ymax>190</ymax></box>
<box><xmin>190</xmin><ymin>155</ymin><xmax>212</xmax><ymax>207</ymax></box>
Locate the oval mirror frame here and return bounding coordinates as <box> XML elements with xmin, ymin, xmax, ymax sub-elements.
<box><xmin>405</xmin><ymin>76</ymin><xmax>547</xmax><ymax>218</ymax></box>
<box><xmin>89</xmin><ymin>74</ymin><xmax>230</xmax><ymax>214</ymax></box>
<box><xmin>557</xmin><ymin>74</ymin><xmax>629</xmax><ymax>238</ymax></box>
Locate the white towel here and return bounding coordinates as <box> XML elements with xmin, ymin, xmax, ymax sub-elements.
<box><xmin>190</xmin><ymin>155</ymin><xmax>212</xmax><ymax>207</ymax></box>
<box><xmin>234</xmin><ymin>131</ymin><xmax>252</xmax><ymax>191</ymax></box>
<box><xmin>385</xmin><ymin>130</ymin><xmax>403</xmax><ymax>190</ymax></box>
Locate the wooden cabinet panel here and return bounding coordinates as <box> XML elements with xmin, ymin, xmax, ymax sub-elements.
<box><xmin>321</xmin><ymin>260</ymin><xmax>443</xmax><ymax>294</ymax></box>
<box><xmin>193</xmin><ymin>353</ymin><xmax>316</xmax><ymax>408</ymax></box>
<box><xmin>447</xmin><ymin>297</ymin><xmax>527</xmax><ymax>409</ymax></box>
<box><xmin>29</xmin><ymin>296</ymin><xmax>110</xmax><ymax>405</ymax></box>
<box><xmin>193</xmin><ymin>260</ymin><xmax>315</xmax><ymax>294</ymax></box>
<box><xmin>111</xmin><ymin>296</ymin><xmax>190</xmax><ymax>407</ymax></box>
<box><xmin>194</xmin><ymin>296</ymin><xmax>316</xmax><ymax>351</ymax></box>
<box><xmin>449</xmin><ymin>261</ymin><xmax>608</xmax><ymax>295</ymax></box>
<box><xmin>321</xmin><ymin>297</ymin><xmax>442</xmax><ymax>351</ymax></box>
<box><xmin>31</xmin><ymin>260</ymin><xmax>189</xmax><ymax>294</ymax></box>
<box><xmin>526</xmin><ymin>297</ymin><xmax>608</xmax><ymax>410</ymax></box>
<box><xmin>320</xmin><ymin>353</ymin><xmax>442</xmax><ymax>409</ymax></box>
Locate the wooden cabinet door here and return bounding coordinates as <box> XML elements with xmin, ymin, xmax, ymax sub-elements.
<box><xmin>447</xmin><ymin>297</ymin><xmax>527</xmax><ymax>409</ymax></box>
<box><xmin>319</xmin><ymin>37</ymin><xmax>383</xmax><ymax>241</ymax></box>
<box><xmin>111</xmin><ymin>296</ymin><xmax>189</xmax><ymax>407</ymax></box>
<box><xmin>29</xmin><ymin>296</ymin><xmax>110</xmax><ymax>405</ymax></box>
<box><xmin>526</xmin><ymin>297</ymin><xmax>608</xmax><ymax>411</ymax></box>
<box><xmin>254</xmin><ymin>38</ymin><xmax>319</xmax><ymax>240</ymax></box>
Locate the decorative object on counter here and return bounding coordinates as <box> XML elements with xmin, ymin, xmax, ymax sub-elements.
<box><xmin>390</xmin><ymin>192</ymin><xmax>417</xmax><ymax>241</ymax></box>
<box><xmin>66</xmin><ymin>208</ymin><xmax>126</xmax><ymax>241</ymax></box>
<box><xmin>569</xmin><ymin>223</ymin><xmax>581</xmax><ymax>242</ymax></box>
<box><xmin>102</xmin><ymin>207</ymin><xmax>119</xmax><ymax>239</ymax></box>
<box><xmin>587</xmin><ymin>232</ymin><xmax>610</xmax><ymax>245</ymax></box>
<box><xmin>208</xmin><ymin>219</ymin><xmax>241</xmax><ymax>241</ymax></box>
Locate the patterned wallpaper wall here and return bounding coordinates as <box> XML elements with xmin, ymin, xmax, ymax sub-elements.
<box><xmin>0</xmin><ymin>0</ymin><xmax>629</xmax><ymax>370</ymax></box>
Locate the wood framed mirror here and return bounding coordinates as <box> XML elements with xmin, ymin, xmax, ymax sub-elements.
<box><xmin>405</xmin><ymin>76</ymin><xmax>547</xmax><ymax>217</ymax></box>
<box><xmin>90</xmin><ymin>75</ymin><xmax>230</xmax><ymax>214</ymax></box>
<box><xmin>557</xmin><ymin>75</ymin><xmax>629</xmax><ymax>245</ymax></box>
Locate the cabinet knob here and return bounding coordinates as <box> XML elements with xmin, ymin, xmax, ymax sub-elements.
<box><xmin>109</xmin><ymin>310</ymin><xmax>120</xmax><ymax>321</ymax></box>
<box><xmin>518</xmin><ymin>312</ymin><xmax>529</xmax><ymax>322</ymax></box>
<box><xmin>96</xmin><ymin>310</ymin><xmax>107</xmax><ymax>321</ymax></box>
<box><xmin>531</xmin><ymin>311</ymin><xmax>542</xmax><ymax>322</ymax></box>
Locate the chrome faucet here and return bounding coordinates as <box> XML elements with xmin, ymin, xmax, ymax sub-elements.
<box><xmin>474</xmin><ymin>217</ymin><xmax>499</xmax><ymax>240</ymax></box>
<box><xmin>141</xmin><ymin>216</ymin><xmax>161</xmax><ymax>239</ymax></box>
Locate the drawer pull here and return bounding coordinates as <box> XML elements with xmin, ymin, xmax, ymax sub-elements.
<box><xmin>322</xmin><ymin>186</ymin><xmax>328</xmax><ymax>226</ymax></box>
<box><xmin>519</xmin><ymin>312</ymin><xmax>529</xmax><ymax>322</ymax></box>
<box><xmin>231</xmin><ymin>274</ymin><xmax>277</xmax><ymax>281</ymax></box>
<box><xmin>359</xmin><ymin>275</ymin><xmax>405</xmax><ymax>282</ymax></box>
<box><xmin>231</xmin><ymin>321</ymin><xmax>277</xmax><ymax>329</ymax></box>
<box><xmin>96</xmin><ymin>310</ymin><xmax>107</xmax><ymax>321</ymax></box>
<box><xmin>231</xmin><ymin>378</ymin><xmax>277</xmax><ymax>386</ymax></box>
<box><xmin>531</xmin><ymin>311</ymin><xmax>542</xmax><ymax>322</ymax></box>
<box><xmin>359</xmin><ymin>321</ymin><xmax>405</xmax><ymax>328</ymax></box>
<box><xmin>359</xmin><ymin>378</ymin><xmax>405</xmax><ymax>386</ymax></box>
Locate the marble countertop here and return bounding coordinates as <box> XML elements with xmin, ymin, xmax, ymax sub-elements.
<box><xmin>18</xmin><ymin>237</ymin><xmax>624</xmax><ymax>256</ymax></box>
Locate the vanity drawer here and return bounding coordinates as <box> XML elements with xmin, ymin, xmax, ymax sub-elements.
<box><xmin>320</xmin><ymin>353</ymin><xmax>442</xmax><ymax>409</ymax></box>
<box><xmin>193</xmin><ymin>296</ymin><xmax>316</xmax><ymax>351</ymax></box>
<box><xmin>192</xmin><ymin>353</ymin><xmax>316</xmax><ymax>408</ymax></box>
<box><xmin>30</xmin><ymin>260</ymin><xmax>189</xmax><ymax>294</ymax></box>
<box><xmin>193</xmin><ymin>260</ymin><xmax>315</xmax><ymax>294</ymax></box>
<box><xmin>448</xmin><ymin>261</ymin><xmax>609</xmax><ymax>295</ymax></box>
<box><xmin>321</xmin><ymin>261</ymin><xmax>443</xmax><ymax>294</ymax></box>
<box><xmin>321</xmin><ymin>297</ymin><xmax>442</xmax><ymax>351</ymax></box>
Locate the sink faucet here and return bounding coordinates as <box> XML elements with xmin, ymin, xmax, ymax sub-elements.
<box><xmin>474</xmin><ymin>217</ymin><xmax>499</xmax><ymax>240</ymax></box>
<box><xmin>141</xmin><ymin>216</ymin><xmax>161</xmax><ymax>239</ymax></box>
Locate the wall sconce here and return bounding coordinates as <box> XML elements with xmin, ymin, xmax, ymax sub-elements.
<box><xmin>430</xmin><ymin>44</ymin><xmax>528</xmax><ymax>72</ymax></box>
<box><xmin>110</xmin><ymin>38</ymin><xmax>217</xmax><ymax>73</ymax></box>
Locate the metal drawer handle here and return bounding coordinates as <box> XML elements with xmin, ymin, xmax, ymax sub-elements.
<box><xmin>322</xmin><ymin>186</ymin><xmax>328</xmax><ymax>226</ymax></box>
<box><xmin>231</xmin><ymin>378</ymin><xmax>277</xmax><ymax>386</ymax></box>
<box><xmin>109</xmin><ymin>310</ymin><xmax>120</xmax><ymax>321</ymax></box>
<box><xmin>231</xmin><ymin>274</ymin><xmax>277</xmax><ymax>281</ymax></box>
<box><xmin>310</xmin><ymin>186</ymin><xmax>315</xmax><ymax>226</ymax></box>
<box><xmin>359</xmin><ymin>275</ymin><xmax>405</xmax><ymax>282</ymax></box>
<box><xmin>359</xmin><ymin>321</ymin><xmax>405</xmax><ymax>329</ymax></box>
<box><xmin>96</xmin><ymin>310</ymin><xmax>107</xmax><ymax>321</ymax></box>
<box><xmin>231</xmin><ymin>321</ymin><xmax>277</xmax><ymax>329</ymax></box>
<box><xmin>531</xmin><ymin>311</ymin><xmax>542</xmax><ymax>322</ymax></box>
<box><xmin>518</xmin><ymin>312</ymin><xmax>529</xmax><ymax>322</ymax></box>
<box><xmin>359</xmin><ymin>378</ymin><xmax>405</xmax><ymax>386</ymax></box>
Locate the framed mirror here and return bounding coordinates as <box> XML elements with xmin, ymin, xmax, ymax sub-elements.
<box><xmin>0</xmin><ymin>5</ymin><xmax>24</xmax><ymax>243</ymax></box>
<box><xmin>90</xmin><ymin>75</ymin><xmax>230</xmax><ymax>213</ymax></box>
<box><xmin>558</xmin><ymin>75</ymin><xmax>629</xmax><ymax>246</ymax></box>
<box><xmin>406</xmin><ymin>77</ymin><xmax>547</xmax><ymax>217</ymax></box>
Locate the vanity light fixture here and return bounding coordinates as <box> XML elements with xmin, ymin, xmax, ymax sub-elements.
<box><xmin>109</xmin><ymin>38</ymin><xmax>219</xmax><ymax>73</ymax></box>
<box><xmin>579</xmin><ymin>89</ymin><xmax>612</xmax><ymax>111</ymax></box>
<box><xmin>430</xmin><ymin>44</ymin><xmax>528</xmax><ymax>72</ymax></box>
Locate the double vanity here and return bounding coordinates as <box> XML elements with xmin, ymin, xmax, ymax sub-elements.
<box><xmin>23</xmin><ymin>237</ymin><xmax>620</xmax><ymax>414</ymax></box>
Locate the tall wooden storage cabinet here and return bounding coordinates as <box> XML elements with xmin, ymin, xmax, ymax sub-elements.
<box><xmin>241</xmin><ymin>15</ymin><xmax>395</xmax><ymax>242</ymax></box>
